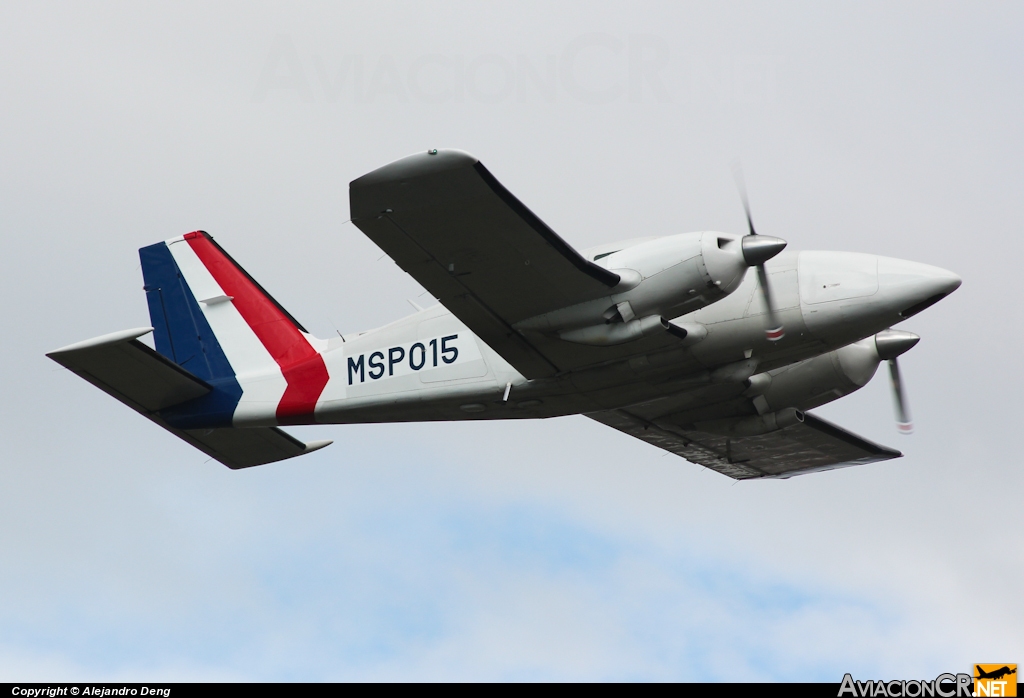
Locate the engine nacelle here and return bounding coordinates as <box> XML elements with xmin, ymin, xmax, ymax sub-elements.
<box><xmin>517</xmin><ymin>231</ymin><xmax>765</xmax><ymax>337</ymax></box>
<box><xmin>745</xmin><ymin>330</ymin><xmax>917</xmax><ymax>413</ymax></box>
<box><xmin>745</xmin><ymin>339</ymin><xmax>879</xmax><ymax>413</ymax></box>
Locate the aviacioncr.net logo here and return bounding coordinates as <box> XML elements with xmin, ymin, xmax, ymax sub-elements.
<box><xmin>839</xmin><ymin>673</ymin><xmax>973</xmax><ymax>698</ymax></box>
<box><xmin>973</xmin><ymin>664</ymin><xmax>1017</xmax><ymax>697</ymax></box>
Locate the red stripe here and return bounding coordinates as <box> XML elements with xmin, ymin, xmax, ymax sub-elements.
<box><xmin>185</xmin><ymin>232</ymin><xmax>328</xmax><ymax>423</ymax></box>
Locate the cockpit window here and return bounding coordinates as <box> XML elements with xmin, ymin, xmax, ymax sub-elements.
<box><xmin>593</xmin><ymin>250</ymin><xmax>621</xmax><ymax>261</ymax></box>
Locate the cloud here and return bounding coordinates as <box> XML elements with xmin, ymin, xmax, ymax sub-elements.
<box><xmin>0</xmin><ymin>428</ymin><xmax>1000</xmax><ymax>680</ymax></box>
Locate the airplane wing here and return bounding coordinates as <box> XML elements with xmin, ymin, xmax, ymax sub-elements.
<box><xmin>349</xmin><ymin>149</ymin><xmax>623</xmax><ymax>379</ymax></box>
<box><xmin>47</xmin><ymin>328</ymin><xmax>331</xmax><ymax>469</ymax></box>
<box><xmin>587</xmin><ymin>408</ymin><xmax>901</xmax><ymax>479</ymax></box>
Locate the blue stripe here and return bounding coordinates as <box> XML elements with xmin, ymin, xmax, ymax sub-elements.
<box><xmin>139</xmin><ymin>241</ymin><xmax>242</xmax><ymax>428</ymax></box>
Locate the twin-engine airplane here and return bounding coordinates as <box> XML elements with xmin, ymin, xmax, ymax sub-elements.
<box><xmin>48</xmin><ymin>150</ymin><xmax>961</xmax><ymax>479</ymax></box>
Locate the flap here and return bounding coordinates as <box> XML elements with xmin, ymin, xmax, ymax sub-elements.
<box><xmin>588</xmin><ymin>408</ymin><xmax>901</xmax><ymax>480</ymax></box>
<box><xmin>47</xmin><ymin>327</ymin><xmax>211</xmax><ymax>412</ymax></box>
<box><xmin>350</xmin><ymin>150</ymin><xmax>622</xmax><ymax>379</ymax></box>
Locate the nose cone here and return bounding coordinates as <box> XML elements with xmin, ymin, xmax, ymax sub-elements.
<box><xmin>877</xmin><ymin>257</ymin><xmax>961</xmax><ymax>319</ymax></box>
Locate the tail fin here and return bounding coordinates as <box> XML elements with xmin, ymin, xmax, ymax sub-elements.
<box><xmin>139</xmin><ymin>231</ymin><xmax>328</xmax><ymax>427</ymax></box>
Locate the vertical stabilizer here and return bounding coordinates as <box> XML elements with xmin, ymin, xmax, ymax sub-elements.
<box><xmin>139</xmin><ymin>231</ymin><xmax>328</xmax><ymax>427</ymax></box>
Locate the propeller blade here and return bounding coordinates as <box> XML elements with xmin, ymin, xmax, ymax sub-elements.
<box><xmin>888</xmin><ymin>357</ymin><xmax>913</xmax><ymax>434</ymax></box>
<box><xmin>734</xmin><ymin>162</ymin><xmax>787</xmax><ymax>342</ymax></box>
<box><xmin>732</xmin><ymin>162</ymin><xmax>757</xmax><ymax>237</ymax></box>
<box><xmin>757</xmin><ymin>264</ymin><xmax>784</xmax><ymax>341</ymax></box>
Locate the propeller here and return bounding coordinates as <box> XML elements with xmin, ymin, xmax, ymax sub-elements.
<box><xmin>732</xmin><ymin>164</ymin><xmax>788</xmax><ymax>341</ymax></box>
<box><xmin>874</xmin><ymin>329</ymin><xmax>920</xmax><ymax>434</ymax></box>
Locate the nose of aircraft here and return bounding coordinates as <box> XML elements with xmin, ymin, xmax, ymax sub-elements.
<box><xmin>877</xmin><ymin>257</ymin><xmax>961</xmax><ymax>318</ymax></box>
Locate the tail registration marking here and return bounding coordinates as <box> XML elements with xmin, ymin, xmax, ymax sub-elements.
<box><xmin>346</xmin><ymin>333</ymin><xmax>474</xmax><ymax>384</ymax></box>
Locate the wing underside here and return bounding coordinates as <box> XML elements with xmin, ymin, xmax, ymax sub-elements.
<box><xmin>349</xmin><ymin>149</ymin><xmax>626</xmax><ymax>379</ymax></box>
<box><xmin>588</xmin><ymin>408</ymin><xmax>901</xmax><ymax>479</ymax></box>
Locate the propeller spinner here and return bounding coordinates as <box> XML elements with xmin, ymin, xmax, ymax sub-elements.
<box><xmin>733</xmin><ymin>164</ymin><xmax>787</xmax><ymax>341</ymax></box>
<box><xmin>874</xmin><ymin>329</ymin><xmax>920</xmax><ymax>434</ymax></box>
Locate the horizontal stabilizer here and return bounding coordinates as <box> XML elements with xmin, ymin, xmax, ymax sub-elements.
<box><xmin>47</xmin><ymin>327</ymin><xmax>211</xmax><ymax>412</ymax></box>
<box><xmin>174</xmin><ymin>427</ymin><xmax>332</xmax><ymax>470</ymax></box>
<box><xmin>47</xmin><ymin>328</ymin><xmax>333</xmax><ymax>469</ymax></box>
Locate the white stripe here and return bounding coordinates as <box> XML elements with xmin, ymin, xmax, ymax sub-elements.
<box><xmin>167</xmin><ymin>239</ymin><xmax>287</xmax><ymax>426</ymax></box>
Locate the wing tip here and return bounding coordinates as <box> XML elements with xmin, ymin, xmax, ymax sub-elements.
<box><xmin>303</xmin><ymin>439</ymin><xmax>334</xmax><ymax>454</ymax></box>
<box><xmin>46</xmin><ymin>327</ymin><xmax>154</xmax><ymax>358</ymax></box>
<box><xmin>350</xmin><ymin>148</ymin><xmax>479</xmax><ymax>190</ymax></box>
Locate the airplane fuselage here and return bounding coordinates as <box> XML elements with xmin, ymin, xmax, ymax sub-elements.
<box><xmin>178</xmin><ymin>236</ymin><xmax>957</xmax><ymax>430</ymax></box>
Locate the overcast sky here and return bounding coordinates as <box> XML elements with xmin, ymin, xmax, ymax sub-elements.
<box><xmin>1</xmin><ymin>0</ymin><xmax>1021</xmax><ymax>681</ymax></box>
